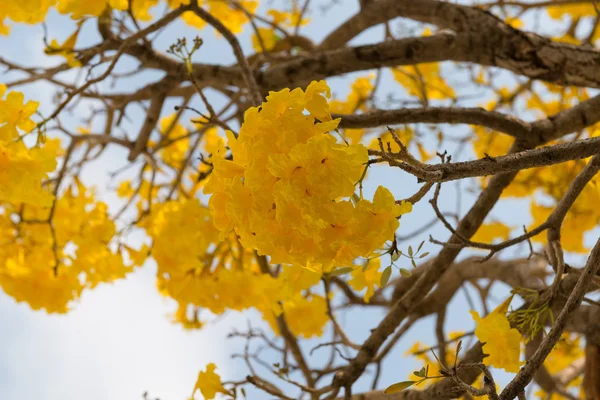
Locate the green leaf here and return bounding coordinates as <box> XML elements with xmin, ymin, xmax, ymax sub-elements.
<box><xmin>413</xmin><ymin>366</ymin><xmax>426</xmax><ymax>378</ymax></box>
<box><xmin>400</xmin><ymin>268</ymin><xmax>412</xmax><ymax>277</ymax></box>
<box><xmin>411</xmin><ymin>258</ymin><xmax>417</xmax><ymax>268</ymax></box>
<box><xmin>380</xmin><ymin>266</ymin><xmax>392</xmax><ymax>287</ymax></box>
<box><xmin>408</xmin><ymin>246</ymin><xmax>413</xmax><ymax>257</ymax></box>
<box><xmin>330</xmin><ymin>267</ymin><xmax>354</xmax><ymax>276</ymax></box>
<box><xmin>351</xmin><ymin>193</ymin><xmax>360</xmax><ymax>206</ymax></box>
<box><xmin>419</xmin><ymin>252</ymin><xmax>430</xmax><ymax>259</ymax></box>
<box><xmin>384</xmin><ymin>381</ymin><xmax>416</xmax><ymax>394</ymax></box>
<box><xmin>391</xmin><ymin>250</ymin><xmax>400</xmax><ymax>262</ymax></box>
<box><xmin>417</xmin><ymin>241</ymin><xmax>424</xmax><ymax>252</ymax></box>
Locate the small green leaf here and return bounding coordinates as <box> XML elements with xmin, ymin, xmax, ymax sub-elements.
<box><xmin>408</xmin><ymin>246</ymin><xmax>413</xmax><ymax>257</ymax></box>
<box><xmin>411</xmin><ymin>258</ymin><xmax>417</xmax><ymax>268</ymax></box>
<box><xmin>391</xmin><ymin>250</ymin><xmax>400</xmax><ymax>262</ymax></box>
<box><xmin>413</xmin><ymin>366</ymin><xmax>426</xmax><ymax>378</ymax></box>
<box><xmin>384</xmin><ymin>381</ymin><xmax>416</xmax><ymax>394</ymax></box>
<box><xmin>380</xmin><ymin>266</ymin><xmax>392</xmax><ymax>287</ymax></box>
<box><xmin>417</xmin><ymin>241</ymin><xmax>424</xmax><ymax>252</ymax></box>
<box><xmin>400</xmin><ymin>268</ymin><xmax>412</xmax><ymax>277</ymax></box>
<box><xmin>419</xmin><ymin>252</ymin><xmax>430</xmax><ymax>259</ymax></box>
<box><xmin>351</xmin><ymin>193</ymin><xmax>360</xmax><ymax>206</ymax></box>
<box><xmin>330</xmin><ymin>267</ymin><xmax>353</xmax><ymax>276</ymax></box>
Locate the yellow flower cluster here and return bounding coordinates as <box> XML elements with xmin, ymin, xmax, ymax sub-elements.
<box><xmin>144</xmin><ymin>198</ymin><xmax>328</xmax><ymax>337</ymax></box>
<box><xmin>250</xmin><ymin>8</ymin><xmax>311</xmax><ymax>52</ymax></box>
<box><xmin>1</xmin><ymin>0</ymin><xmax>256</xmax><ymax>35</ymax></box>
<box><xmin>1</xmin><ymin>180</ymin><xmax>140</xmax><ymax>313</ymax></box>
<box><xmin>205</xmin><ymin>81</ymin><xmax>411</xmax><ymax>272</ymax></box>
<box><xmin>0</xmin><ymin>85</ymin><xmax>141</xmax><ymax>313</ymax></box>
<box><xmin>0</xmin><ymin>85</ymin><xmax>56</xmax><ymax>207</ymax></box>
<box><xmin>168</xmin><ymin>0</ymin><xmax>258</xmax><ymax>33</ymax></box>
<box><xmin>0</xmin><ymin>0</ymin><xmax>54</xmax><ymax>34</ymax></box>
<box><xmin>547</xmin><ymin>3</ymin><xmax>598</xmax><ymax>19</ymax></box>
<box><xmin>470</xmin><ymin>296</ymin><xmax>522</xmax><ymax>373</ymax></box>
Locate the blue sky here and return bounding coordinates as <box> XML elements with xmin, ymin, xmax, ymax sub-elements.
<box><xmin>0</xmin><ymin>1</ymin><xmax>586</xmax><ymax>399</ymax></box>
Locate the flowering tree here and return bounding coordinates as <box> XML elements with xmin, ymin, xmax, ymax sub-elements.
<box><xmin>3</xmin><ymin>0</ymin><xmax>600</xmax><ymax>399</ymax></box>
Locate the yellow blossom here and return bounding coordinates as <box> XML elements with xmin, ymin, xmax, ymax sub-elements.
<box><xmin>44</xmin><ymin>24</ymin><xmax>82</xmax><ymax>67</ymax></box>
<box><xmin>470</xmin><ymin>296</ymin><xmax>522</xmax><ymax>373</ymax></box>
<box><xmin>471</xmin><ymin>222</ymin><xmax>511</xmax><ymax>244</ymax></box>
<box><xmin>251</xmin><ymin>27</ymin><xmax>277</xmax><ymax>52</ymax></box>
<box><xmin>348</xmin><ymin>258</ymin><xmax>382</xmax><ymax>303</ymax></box>
<box><xmin>192</xmin><ymin>363</ymin><xmax>228</xmax><ymax>400</ymax></box>
<box><xmin>205</xmin><ymin>81</ymin><xmax>411</xmax><ymax>271</ymax></box>
<box><xmin>263</xmin><ymin>294</ymin><xmax>329</xmax><ymax>339</ymax></box>
<box><xmin>393</xmin><ymin>63</ymin><xmax>455</xmax><ymax>101</ymax></box>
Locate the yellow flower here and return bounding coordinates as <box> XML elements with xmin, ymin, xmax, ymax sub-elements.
<box><xmin>192</xmin><ymin>363</ymin><xmax>228</xmax><ymax>400</ymax></box>
<box><xmin>44</xmin><ymin>21</ymin><xmax>84</xmax><ymax>67</ymax></box>
<box><xmin>169</xmin><ymin>0</ymin><xmax>257</xmax><ymax>33</ymax></box>
<box><xmin>56</xmin><ymin>0</ymin><xmax>158</xmax><ymax>20</ymax></box>
<box><xmin>330</xmin><ymin>76</ymin><xmax>374</xmax><ymax>116</ymax></box>
<box><xmin>172</xmin><ymin>303</ymin><xmax>203</xmax><ymax>330</ymax></box>
<box><xmin>205</xmin><ymin>81</ymin><xmax>411</xmax><ymax>271</ymax></box>
<box><xmin>0</xmin><ymin>178</ymin><xmax>131</xmax><ymax>313</ymax></box>
<box><xmin>251</xmin><ymin>27</ymin><xmax>277</xmax><ymax>52</ymax></box>
<box><xmin>0</xmin><ymin>0</ymin><xmax>54</xmax><ymax>34</ymax></box>
<box><xmin>0</xmin><ymin>141</ymin><xmax>56</xmax><ymax>207</ymax></box>
<box><xmin>470</xmin><ymin>296</ymin><xmax>522</xmax><ymax>373</ymax></box>
<box><xmin>348</xmin><ymin>258</ymin><xmax>382</xmax><ymax>303</ymax></box>
<box><xmin>544</xmin><ymin>333</ymin><xmax>583</xmax><ymax>375</ymax></box>
<box><xmin>267</xmin><ymin>8</ymin><xmax>310</xmax><ymax>27</ymax></box>
<box><xmin>471</xmin><ymin>222</ymin><xmax>511</xmax><ymax>244</ymax></box>
<box><xmin>393</xmin><ymin>63</ymin><xmax>455</xmax><ymax>101</ymax></box>
<box><xmin>263</xmin><ymin>294</ymin><xmax>329</xmax><ymax>338</ymax></box>
<box><xmin>0</xmin><ymin>85</ymin><xmax>39</xmax><ymax>141</ymax></box>
<box><xmin>116</xmin><ymin>180</ymin><xmax>133</xmax><ymax>198</ymax></box>
<box><xmin>157</xmin><ymin>113</ymin><xmax>190</xmax><ymax>167</ymax></box>
<box><xmin>547</xmin><ymin>4</ymin><xmax>597</xmax><ymax>19</ymax></box>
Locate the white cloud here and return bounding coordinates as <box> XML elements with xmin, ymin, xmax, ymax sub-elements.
<box><xmin>0</xmin><ymin>263</ymin><xmax>239</xmax><ymax>400</ymax></box>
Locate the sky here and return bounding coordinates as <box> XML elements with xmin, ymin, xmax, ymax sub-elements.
<box><xmin>0</xmin><ymin>1</ymin><xmax>586</xmax><ymax>399</ymax></box>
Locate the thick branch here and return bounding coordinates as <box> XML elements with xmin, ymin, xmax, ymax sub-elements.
<box><xmin>336</xmin><ymin>107</ymin><xmax>532</xmax><ymax>139</ymax></box>
<box><xmin>320</xmin><ymin>0</ymin><xmax>600</xmax><ymax>89</ymax></box>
